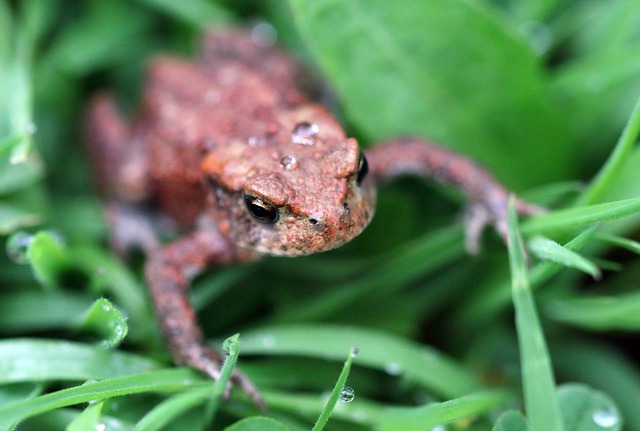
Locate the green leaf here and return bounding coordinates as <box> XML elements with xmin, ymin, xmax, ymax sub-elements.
<box><xmin>224</xmin><ymin>417</ymin><xmax>292</xmax><ymax>431</ymax></box>
<box><xmin>79</xmin><ymin>298</ymin><xmax>128</xmax><ymax>348</ymax></box>
<box><xmin>557</xmin><ymin>384</ymin><xmax>622</xmax><ymax>431</ymax></box>
<box><xmin>239</xmin><ymin>324</ymin><xmax>481</xmax><ymax>398</ymax></box>
<box><xmin>288</xmin><ymin>0</ymin><xmax>569</xmax><ymax>188</ymax></box>
<box><xmin>507</xmin><ymin>199</ymin><xmax>563</xmax><ymax>431</ymax></box>
<box><xmin>493</xmin><ymin>410</ymin><xmax>530</xmax><ymax>431</ymax></box>
<box><xmin>528</xmin><ymin>235</ymin><xmax>601</xmax><ymax>279</ymax></box>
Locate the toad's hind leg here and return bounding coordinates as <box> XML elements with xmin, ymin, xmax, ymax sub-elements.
<box><xmin>86</xmin><ymin>93</ymin><xmax>150</xmax><ymax>203</ymax></box>
<box><xmin>86</xmin><ymin>94</ymin><xmax>162</xmax><ymax>254</ymax></box>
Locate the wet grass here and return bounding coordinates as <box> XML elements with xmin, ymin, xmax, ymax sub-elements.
<box><xmin>2</xmin><ymin>1</ymin><xmax>640</xmax><ymax>430</ymax></box>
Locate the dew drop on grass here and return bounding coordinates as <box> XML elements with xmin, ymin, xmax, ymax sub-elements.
<box><xmin>6</xmin><ymin>231</ymin><xmax>34</xmax><ymax>264</ymax></box>
<box><xmin>261</xmin><ymin>334</ymin><xmax>275</xmax><ymax>348</ymax></box>
<box><xmin>350</xmin><ymin>347</ymin><xmax>359</xmax><ymax>358</ymax></box>
<box><xmin>339</xmin><ymin>386</ymin><xmax>355</xmax><ymax>403</ymax></box>
<box><xmin>384</xmin><ymin>362</ymin><xmax>402</xmax><ymax>376</ymax></box>
<box><xmin>592</xmin><ymin>406</ymin><xmax>619</xmax><ymax>429</ymax></box>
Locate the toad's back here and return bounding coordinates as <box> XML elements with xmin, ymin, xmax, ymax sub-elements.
<box><xmin>135</xmin><ymin>32</ymin><xmax>310</xmax><ymax>227</ymax></box>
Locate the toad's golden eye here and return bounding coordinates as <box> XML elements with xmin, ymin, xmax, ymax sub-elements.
<box><xmin>244</xmin><ymin>194</ymin><xmax>278</xmax><ymax>224</ymax></box>
<box><xmin>356</xmin><ymin>152</ymin><xmax>369</xmax><ymax>185</ymax></box>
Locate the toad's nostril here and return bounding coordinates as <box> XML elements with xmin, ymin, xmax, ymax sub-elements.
<box><xmin>309</xmin><ymin>218</ymin><xmax>319</xmax><ymax>226</ymax></box>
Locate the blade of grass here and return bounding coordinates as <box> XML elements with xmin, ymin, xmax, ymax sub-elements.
<box><xmin>378</xmin><ymin>390</ymin><xmax>509</xmax><ymax>431</ymax></box>
<box><xmin>546</xmin><ymin>292</ymin><xmax>640</xmax><ymax>330</ymax></box>
<box><xmin>522</xmin><ymin>197</ymin><xmax>640</xmax><ymax>235</ymax></box>
<box><xmin>238</xmin><ymin>324</ymin><xmax>481</xmax><ymax>398</ymax></box>
<box><xmin>0</xmin><ymin>339</ymin><xmax>159</xmax><ymax>384</ymax></box>
<box><xmin>579</xmin><ymin>94</ymin><xmax>640</xmax><ymax>205</ymax></box>
<box><xmin>312</xmin><ymin>347</ymin><xmax>356</xmax><ymax>431</ymax></box>
<box><xmin>135</xmin><ymin>387</ymin><xmax>210</xmax><ymax>431</ymax></box>
<box><xmin>507</xmin><ymin>197</ymin><xmax>563</xmax><ymax>431</ymax></box>
<box><xmin>0</xmin><ymin>369</ymin><xmax>202</xmax><ymax>428</ymax></box>
<box><xmin>528</xmin><ymin>235</ymin><xmax>601</xmax><ymax>279</ymax></box>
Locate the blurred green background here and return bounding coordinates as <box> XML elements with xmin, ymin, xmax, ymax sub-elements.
<box><xmin>2</xmin><ymin>0</ymin><xmax>640</xmax><ymax>430</ymax></box>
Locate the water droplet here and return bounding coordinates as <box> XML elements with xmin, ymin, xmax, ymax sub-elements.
<box><xmin>6</xmin><ymin>231</ymin><xmax>33</xmax><ymax>264</ymax></box>
<box><xmin>96</xmin><ymin>424</ymin><xmax>106</xmax><ymax>431</ymax></box>
<box><xmin>45</xmin><ymin>230</ymin><xmax>66</xmax><ymax>246</ymax></box>
<box><xmin>430</xmin><ymin>426</ymin><xmax>446</xmax><ymax>431</ymax></box>
<box><xmin>261</xmin><ymin>334</ymin><xmax>276</xmax><ymax>348</ymax></box>
<box><xmin>350</xmin><ymin>347</ymin><xmax>359</xmax><ymax>358</ymax></box>
<box><xmin>592</xmin><ymin>406</ymin><xmax>619</xmax><ymax>429</ymax></box>
<box><xmin>291</xmin><ymin>122</ymin><xmax>318</xmax><ymax>145</ymax></box>
<box><xmin>280</xmin><ymin>155</ymin><xmax>298</xmax><ymax>170</ymax></box>
<box><xmin>102</xmin><ymin>303</ymin><xmax>112</xmax><ymax>312</ymax></box>
<box><xmin>384</xmin><ymin>362</ymin><xmax>402</xmax><ymax>376</ymax></box>
<box><xmin>251</xmin><ymin>22</ymin><xmax>277</xmax><ymax>47</ymax></box>
<box><xmin>112</xmin><ymin>323</ymin><xmax>125</xmax><ymax>337</ymax></box>
<box><xmin>339</xmin><ymin>386</ymin><xmax>355</xmax><ymax>403</ymax></box>
<box><xmin>518</xmin><ymin>21</ymin><xmax>552</xmax><ymax>54</ymax></box>
<box><xmin>248</xmin><ymin>136</ymin><xmax>266</xmax><ymax>147</ymax></box>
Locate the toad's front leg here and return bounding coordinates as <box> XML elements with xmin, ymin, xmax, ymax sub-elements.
<box><xmin>144</xmin><ymin>225</ymin><xmax>263</xmax><ymax>408</ymax></box>
<box><xmin>366</xmin><ymin>138</ymin><xmax>543</xmax><ymax>253</ymax></box>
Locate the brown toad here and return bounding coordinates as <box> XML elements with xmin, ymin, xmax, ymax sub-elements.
<box><xmin>86</xmin><ymin>28</ymin><xmax>539</xmax><ymax>407</ymax></box>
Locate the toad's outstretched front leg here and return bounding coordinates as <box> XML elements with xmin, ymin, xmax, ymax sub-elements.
<box><xmin>366</xmin><ymin>138</ymin><xmax>543</xmax><ymax>253</ymax></box>
<box><xmin>144</xmin><ymin>225</ymin><xmax>264</xmax><ymax>408</ymax></box>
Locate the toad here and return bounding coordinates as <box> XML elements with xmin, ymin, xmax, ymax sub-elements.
<box><xmin>86</xmin><ymin>28</ymin><xmax>540</xmax><ymax>407</ymax></box>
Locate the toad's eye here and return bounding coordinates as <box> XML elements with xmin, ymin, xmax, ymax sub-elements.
<box><xmin>244</xmin><ymin>194</ymin><xmax>279</xmax><ymax>224</ymax></box>
<box><xmin>356</xmin><ymin>152</ymin><xmax>369</xmax><ymax>185</ymax></box>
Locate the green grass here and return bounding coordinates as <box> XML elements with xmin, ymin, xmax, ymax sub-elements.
<box><xmin>1</xmin><ymin>0</ymin><xmax>640</xmax><ymax>430</ymax></box>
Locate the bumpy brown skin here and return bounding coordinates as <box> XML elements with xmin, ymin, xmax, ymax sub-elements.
<box><xmin>86</xmin><ymin>28</ymin><xmax>540</xmax><ymax>408</ymax></box>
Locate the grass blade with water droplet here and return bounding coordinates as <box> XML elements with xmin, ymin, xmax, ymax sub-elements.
<box><xmin>311</xmin><ymin>347</ymin><xmax>355</xmax><ymax>431</ymax></box>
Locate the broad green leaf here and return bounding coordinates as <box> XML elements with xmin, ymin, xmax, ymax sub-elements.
<box><xmin>288</xmin><ymin>0</ymin><xmax>569</xmax><ymax>188</ymax></box>
<box><xmin>528</xmin><ymin>236</ymin><xmax>600</xmax><ymax>279</ymax></box>
<box><xmin>224</xmin><ymin>417</ymin><xmax>292</xmax><ymax>431</ymax></box>
<box><xmin>557</xmin><ymin>384</ymin><xmax>622</xmax><ymax>431</ymax></box>
<box><xmin>507</xmin><ymin>200</ymin><xmax>563</xmax><ymax>431</ymax></box>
